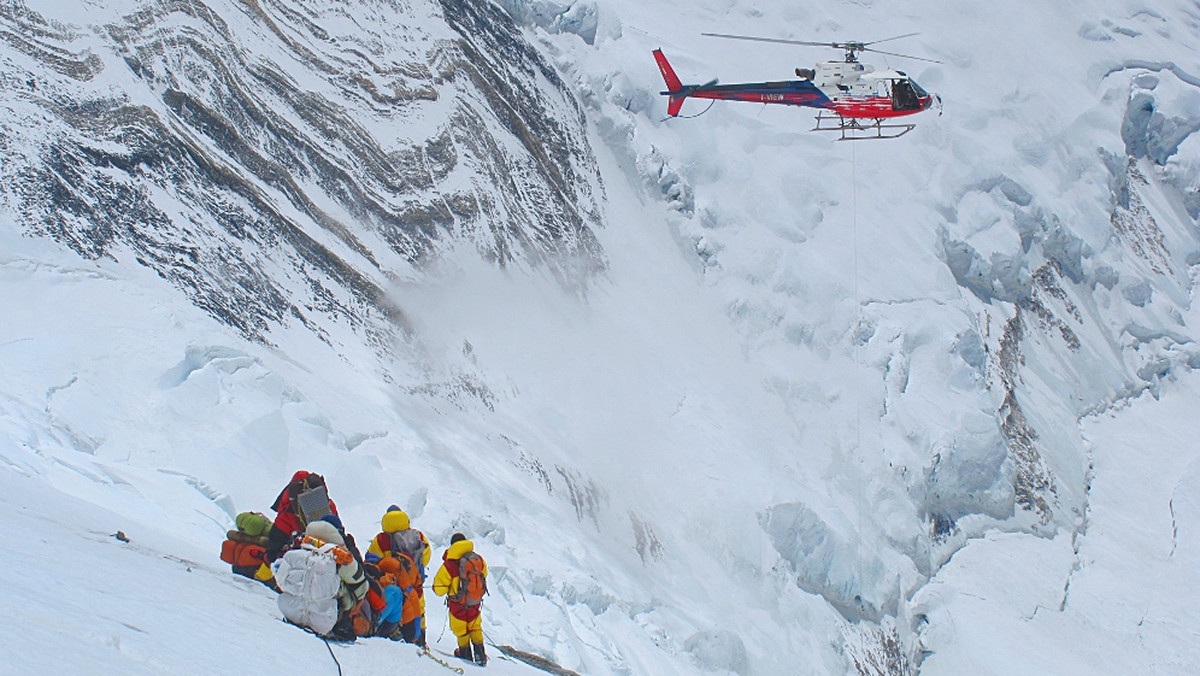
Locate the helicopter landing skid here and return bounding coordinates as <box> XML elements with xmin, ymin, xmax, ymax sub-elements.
<box><xmin>813</xmin><ymin>112</ymin><xmax>915</xmax><ymax>140</ymax></box>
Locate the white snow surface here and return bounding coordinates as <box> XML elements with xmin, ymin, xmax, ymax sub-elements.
<box><xmin>3</xmin><ymin>0</ymin><xmax>1200</xmax><ymax>675</ymax></box>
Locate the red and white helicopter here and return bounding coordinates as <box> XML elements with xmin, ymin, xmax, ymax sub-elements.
<box><xmin>654</xmin><ymin>33</ymin><xmax>941</xmax><ymax>140</ymax></box>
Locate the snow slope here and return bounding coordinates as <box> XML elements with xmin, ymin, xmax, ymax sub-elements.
<box><xmin>3</xmin><ymin>0</ymin><xmax>1200</xmax><ymax>674</ymax></box>
<box><xmin>0</xmin><ymin>223</ymin><xmax>549</xmax><ymax>675</ymax></box>
<box><xmin>918</xmin><ymin>368</ymin><xmax>1200</xmax><ymax>675</ymax></box>
<box><xmin>0</xmin><ymin>466</ymin><xmax>542</xmax><ymax>676</ymax></box>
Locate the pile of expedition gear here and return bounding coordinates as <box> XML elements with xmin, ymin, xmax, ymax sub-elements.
<box><xmin>218</xmin><ymin>471</ymin><xmax>490</xmax><ymax>666</ymax></box>
<box><xmin>219</xmin><ymin>511</ymin><xmax>277</xmax><ymax>590</ymax></box>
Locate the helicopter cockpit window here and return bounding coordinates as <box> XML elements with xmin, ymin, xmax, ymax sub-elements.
<box><xmin>892</xmin><ymin>79</ymin><xmax>920</xmax><ymax>111</ymax></box>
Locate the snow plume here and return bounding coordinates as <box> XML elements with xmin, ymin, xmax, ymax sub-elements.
<box><xmin>4</xmin><ymin>0</ymin><xmax>1200</xmax><ymax>675</ymax></box>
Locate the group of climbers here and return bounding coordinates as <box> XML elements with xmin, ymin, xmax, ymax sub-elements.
<box><xmin>219</xmin><ymin>470</ymin><xmax>490</xmax><ymax>666</ymax></box>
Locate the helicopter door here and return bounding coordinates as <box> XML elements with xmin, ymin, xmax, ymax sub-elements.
<box><xmin>891</xmin><ymin>79</ymin><xmax>920</xmax><ymax>111</ymax></box>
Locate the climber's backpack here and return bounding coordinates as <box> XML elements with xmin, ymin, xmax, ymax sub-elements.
<box><xmin>274</xmin><ymin>544</ymin><xmax>342</xmax><ymax>636</ymax></box>
<box><xmin>346</xmin><ymin>597</ymin><xmax>375</xmax><ymax>638</ymax></box>
<box><xmin>221</xmin><ymin>511</ymin><xmax>272</xmax><ymax>576</ymax></box>
<box><xmin>296</xmin><ymin>482</ymin><xmax>332</xmax><ymax>525</ymax></box>
<box><xmin>451</xmin><ymin>551</ymin><xmax>487</xmax><ymax>607</ymax></box>
<box><xmin>235</xmin><ymin>511</ymin><xmax>274</xmax><ymax>538</ymax></box>
<box><xmin>221</xmin><ymin>537</ymin><xmax>267</xmax><ymax>570</ymax></box>
<box><xmin>389</xmin><ymin>529</ymin><xmax>426</xmax><ymax>577</ymax></box>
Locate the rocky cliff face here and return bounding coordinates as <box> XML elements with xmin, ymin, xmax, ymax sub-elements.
<box><xmin>0</xmin><ymin>0</ymin><xmax>604</xmax><ymax>350</ymax></box>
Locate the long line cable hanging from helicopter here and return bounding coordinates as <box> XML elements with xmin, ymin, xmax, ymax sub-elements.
<box><xmin>850</xmin><ymin>139</ymin><xmax>866</xmax><ymax>601</ymax></box>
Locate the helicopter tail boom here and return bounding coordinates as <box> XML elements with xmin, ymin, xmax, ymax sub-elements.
<box><xmin>654</xmin><ymin>49</ymin><xmax>837</xmax><ymax>117</ymax></box>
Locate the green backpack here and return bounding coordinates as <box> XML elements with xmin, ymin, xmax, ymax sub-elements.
<box><xmin>236</xmin><ymin>511</ymin><xmax>274</xmax><ymax>538</ymax></box>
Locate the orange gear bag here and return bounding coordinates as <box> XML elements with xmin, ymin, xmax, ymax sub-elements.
<box><xmin>450</xmin><ymin>551</ymin><xmax>487</xmax><ymax>607</ymax></box>
<box><xmin>220</xmin><ymin>539</ymin><xmax>266</xmax><ymax>568</ymax></box>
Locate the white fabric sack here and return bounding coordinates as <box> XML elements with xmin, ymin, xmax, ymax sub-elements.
<box><xmin>273</xmin><ymin>546</ymin><xmax>341</xmax><ymax>635</ymax></box>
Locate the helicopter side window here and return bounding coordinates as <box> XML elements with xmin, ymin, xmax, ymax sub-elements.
<box><xmin>892</xmin><ymin>79</ymin><xmax>920</xmax><ymax>111</ymax></box>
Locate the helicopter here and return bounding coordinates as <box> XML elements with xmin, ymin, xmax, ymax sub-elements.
<box><xmin>653</xmin><ymin>32</ymin><xmax>942</xmax><ymax>140</ymax></box>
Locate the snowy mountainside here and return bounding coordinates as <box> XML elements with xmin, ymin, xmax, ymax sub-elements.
<box><xmin>1</xmin><ymin>0</ymin><xmax>603</xmax><ymax>349</ymax></box>
<box><xmin>2</xmin><ymin>0</ymin><xmax>1200</xmax><ymax>674</ymax></box>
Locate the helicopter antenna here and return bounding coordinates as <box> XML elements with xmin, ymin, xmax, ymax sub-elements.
<box><xmin>701</xmin><ymin>32</ymin><xmax>941</xmax><ymax>64</ymax></box>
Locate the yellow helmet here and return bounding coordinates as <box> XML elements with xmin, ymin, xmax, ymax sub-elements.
<box><xmin>381</xmin><ymin>509</ymin><xmax>410</xmax><ymax>532</ymax></box>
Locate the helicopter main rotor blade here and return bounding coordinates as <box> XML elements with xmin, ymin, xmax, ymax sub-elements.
<box><xmin>701</xmin><ymin>31</ymin><xmax>941</xmax><ymax>63</ymax></box>
<box><xmin>863</xmin><ymin>32</ymin><xmax>920</xmax><ymax>47</ymax></box>
<box><xmin>863</xmin><ymin>46</ymin><xmax>942</xmax><ymax>64</ymax></box>
<box><xmin>701</xmin><ymin>32</ymin><xmax>838</xmax><ymax>49</ymax></box>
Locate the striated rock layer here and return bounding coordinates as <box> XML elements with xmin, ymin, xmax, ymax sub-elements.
<box><xmin>0</xmin><ymin>0</ymin><xmax>605</xmax><ymax>348</ymax></box>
